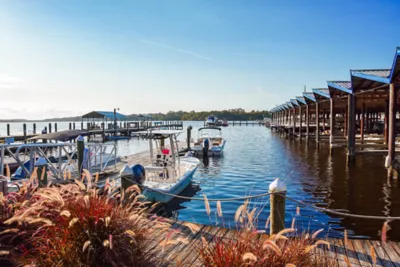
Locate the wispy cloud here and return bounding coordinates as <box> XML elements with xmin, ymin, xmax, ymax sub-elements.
<box><xmin>140</xmin><ymin>40</ymin><xmax>212</xmax><ymax>61</ymax></box>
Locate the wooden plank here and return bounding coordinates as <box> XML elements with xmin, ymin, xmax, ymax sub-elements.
<box><xmin>351</xmin><ymin>239</ymin><xmax>373</xmax><ymax>266</ymax></box>
<box><xmin>340</xmin><ymin>238</ymin><xmax>362</xmax><ymax>266</ymax></box>
<box><xmin>381</xmin><ymin>241</ymin><xmax>400</xmax><ymax>266</ymax></box>
<box><xmin>324</xmin><ymin>238</ymin><xmax>340</xmax><ymax>266</ymax></box>
<box><xmin>364</xmin><ymin>240</ymin><xmax>393</xmax><ymax>267</ymax></box>
<box><xmin>189</xmin><ymin>227</ymin><xmax>230</xmax><ymax>267</ymax></box>
<box><xmin>369</xmin><ymin>240</ymin><xmax>396</xmax><ymax>267</ymax></box>
<box><xmin>362</xmin><ymin>239</ymin><xmax>388</xmax><ymax>267</ymax></box>
<box><xmin>330</xmin><ymin>238</ymin><xmax>352</xmax><ymax>267</ymax></box>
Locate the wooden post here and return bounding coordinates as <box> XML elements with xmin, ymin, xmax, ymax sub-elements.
<box><xmin>292</xmin><ymin>108</ymin><xmax>296</xmax><ymax>137</ymax></box>
<box><xmin>23</xmin><ymin>123</ymin><xmax>27</xmax><ymax>144</ymax></box>
<box><xmin>360</xmin><ymin>103</ymin><xmax>365</xmax><ymax>146</ymax></box>
<box><xmin>55</xmin><ymin>123</ymin><xmax>58</xmax><ymax>132</ymax></box>
<box><xmin>6</xmin><ymin>124</ymin><xmax>10</xmax><ymax>136</ymax></box>
<box><xmin>387</xmin><ymin>83</ymin><xmax>397</xmax><ymax>177</ymax></box>
<box><xmin>36</xmin><ymin>157</ymin><xmax>48</xmax><ymax>188</ymax></box>
<box><xmin>81</xmin><ymin>122</ymin><xmax>84</xmax><ymax>130</ymax></box>
<box><xmin>347</xmin><ymin>94</ymin><xmax>356</xmax><ymax>162</ymax></box>
<box><xmin>187</xmin><ymin>125</ymin><xmax>192</xmax><ymax>150</ymax></box>
<box><xmin>299</xmin><ymin>106</ymin><xmax>303</xmax><ymax>139</ymax></box>
<box><xmin>48</xmin><ymin>123</ymin><xmax>52</xmax><ymax>134</ymax></box>
<box><xmin>33</xmin><ymin>123</ymin><xmax>36</xmax><ymax>134</ymax></box>
<box><xmin>315</xmin><ymin>102</ymin><xmax>320</xmax><ymax>143</ymax></box>
<box><xmin>366</xmin><ymin>110</ymin><xmax>370</xmax><ymax>133</ymax></box>
<box><xmin>384</xmin><ymin>100</ymin><xmax>389</xmax><ymax>144</ymax></box>
<box><xmin>77</xmin><ymin>135</ymin><xmax>85</xmax><ymax>174</ymax></box>
<box><xmin>306</xmin><ymin>105</ymin><xmax>309</xmax><ymax>140</ymax></box>
<box><xmin>73</xmin><ymin>123</ymin><xmax>76</xmax><ymax>130</ymax></box>
<box><xmin>323</xmin><ymin>109</ymin><xmax>326</xmax><ymax>131</ymax></box>
<box><xmin>329</xmin><ymin>98</ymin><xmax>335</xmax><ymax>148</ymax></box>
<box><xmin>269</xmin><ymin>178</ymin><xmax>286</xmax><ymax>234</ymax></box>
<box><xmin>344</xmin><ymin>108</ymin><xmax>348</xmax><ymax>138</ymax></box>
<box><xmin>69</xmin><ymin>123</ymin><xmax>72</xmax><ymax>130</ymax></box>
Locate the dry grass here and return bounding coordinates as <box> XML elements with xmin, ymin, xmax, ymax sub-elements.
<box><xmin>0</xmin><ymin>171</ymin><xmax>176</xmax><ymax>267</ymax></box>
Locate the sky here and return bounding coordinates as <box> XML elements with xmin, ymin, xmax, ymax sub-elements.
<box><xmin>0</xmin><ymin>0</ymin><xmax>399</xmax><ymax>119</ymax></box>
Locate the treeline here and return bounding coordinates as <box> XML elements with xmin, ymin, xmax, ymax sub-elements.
<box><xmin>135</xmin><ymin>109</ymin><xmax>271</xmax><ymax>121</ymax></box>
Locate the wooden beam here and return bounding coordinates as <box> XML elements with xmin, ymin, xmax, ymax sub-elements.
<box><xmin>299</xmin><ymin>106</ymin><xmax>303</xmax><ymax>139</ymax></box>
<box><xmin>344</xmin><ymin>107</ymin><xmax>348</xmax><ymax>138</ymax></box>
<box><xmin>384</xmin><ymin>100</ymin><xmax>389</xmax><ymax>144</ymax></box>
<box><xmin>316</xmin><ymin>102</ymin><xmax>320</xmax><ymax>143</ymax></box>
<box><xmin>360</xmin><ymin>103</ymin><xmax>365</xmax><ymax>146</ymax></box>
<box><xmin>330</xmin><ymin>98</ymin><xmax>335</xmax><ymax>147</ymax></box>
<box><xmin>347</xmin><ymin>94</ymin><xmax>356</xmax><ymax>162</ymax></box>
<box><xmin>292</xmin><ymin>108</ymin><xmax>296</xmax><ymax>136</ymax></box>
<box><xmin>306</xmin><ymin>105</ymin><xmax>309</xmax><ymax>140</ymax></box>
<box><xmin>388</xmin><ymin>83</ymin><xmax>397</xmax><ymax>171</ymax></box>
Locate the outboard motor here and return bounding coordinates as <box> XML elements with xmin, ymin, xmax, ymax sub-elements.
<box><xmin>132</xmin><ymin>164</ymin><xmax>145</xmax><ymax>185</ymax></box>
<box><xmin>203</xmin><ymin>138</ymin><xmax>210</xmax><ymax>156</ymax></box>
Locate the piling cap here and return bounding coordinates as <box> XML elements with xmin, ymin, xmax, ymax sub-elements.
<box><xmin>35</xmin><ymin>157</ymin><xmax>48</xmax><ymax>166</ymax></box>
<box><xmin>77</xmin><ymin>135</ymin><xmax>84</xmax><ymax>142</ymax></box>
<box><xmin>268</xmin><ymin>178</ymin><xmax>287</xmax><ymax>193</ymax></box>
<box><xmin>120</xmin><ymin>164</ymin><xmax>133</xmax><ymax>176</ymax></box>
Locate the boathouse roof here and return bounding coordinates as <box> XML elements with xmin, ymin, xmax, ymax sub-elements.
<box><xmin>286</xmin><ymin>101</ymin><xmax>294</xmax><ymax>108</ymax></box>
<box><xmin>302</xmin><ymin>92</ymin><xmax>316</xmax><ymax>102</ymax></box>
<box><xmin>326</xmin><ymin>81</ymin><xmax>352</xmax><ymax>95</ymax></box>
<box><xmin>82</xmin><ymin>111</ymin><xmax>127</xmax><ymax>121</ymax></box>
<box><xmin>312</xmin><ymin>88</ymin><xmax>330</xmax><ymax>100</ymax></box>
<box><xmin>295</xmin><ymin>96</ymin><xmax>307</xmax><ymax>105</ymax></box>
<box><xmin>290</xmin><ymin>99</ymin><xmax>299</xmax><ymax>106</ymax></box>
<box><xmin>389</xmin><ymin>47</ymin><xmax>400</xmax><ymax>83</ymax></box>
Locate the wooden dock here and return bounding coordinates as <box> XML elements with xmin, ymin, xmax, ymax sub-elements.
<box><xmin>150</xmin><ymin>220</ymin><xmax>400</xmax><ymax>266</ymax></box>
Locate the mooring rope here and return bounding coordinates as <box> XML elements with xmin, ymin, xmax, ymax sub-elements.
<box><xmin>283</xmin><ymin>195</ymin><xmax>400</xmax><ymax>220</ymax></box>
<box><xmin>141</xmin><ymin>185</ymin><xmax>272</xmax><ymax>202</ymax></box>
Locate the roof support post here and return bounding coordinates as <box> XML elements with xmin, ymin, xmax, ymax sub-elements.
<box><xmin>292</xmin><ymin>107</ymin><xmax>296</xmax><ymax>137</ymax></box>
<box><xmin>387</xmin><ymin>83</ymin><xmax>398</xmax><ymax>178</ymax></box>
<box><xmin>344</xmin><ymin>107</ymin><xmax>348</xmax><ymax>138</ymax></box>
<box><xmin>299</xmin><ymin>106</ymin><xmax>303</xmax><ymax>139</ymax></box>
<box><xmin>306</xmin><ymin>105</ymin><xmax>310</xmax><ymax>141</ymax></box>
<box><xmin>315</xmin><ymin>102</ymin><xmax>320</xmax><ymax>143</ymax></box>
<box><xmin>329</xmin><ymin>98</ymin><xmax>335</xmax><ymax>148</ymax></box>
<box><xmin>347</xmin><ymin>94</ymin><xmax>356</xmax><ymax>163</ymax></box>
<box><xmin>323</xmin><ymin>109</ymin><xmax>326</xmax><ymax>131</ymax></box>
<box><xmin>384</xmin><ymin>100</ymin><xmax>389</xmax><ymax>145</ymax></box>
<box><xmin>360</xmin><ymin>103</ymin><xmax>365</xmax><ymax>148</ymax></box>
<box><xmin>288</xmin><ymin>108</ymin><xmax>291</xmax><ymax>128</ymax></box>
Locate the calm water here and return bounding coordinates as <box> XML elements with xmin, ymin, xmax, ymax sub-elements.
<box><xmin>2</xmin><ymin>121</ymin><xmax>400</xmax><ymax>240</ymax></box>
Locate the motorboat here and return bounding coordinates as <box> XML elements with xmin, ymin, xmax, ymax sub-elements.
<box><xmin>106</xmin><ymin>135</ymin><xmax>130</xmax><ymax>141</ymax></box>
<box><xmin>191</xmin><ymin>126</ymin><xmax>226</xmax><ymax>157</ymax></box>
<box><xmin>205</xmin><ymin>115</ymin><xmax>217</xmax><ymax>126</ymax></box>
<box><xmin>221</xmin><ymin>118</ymin><xmax>229</xmax><ymax>127</ymax></box>
<box><xmin>127</xmin><ymin>130</ymin><xmax>200</xmax><ymax>203</ymax></box>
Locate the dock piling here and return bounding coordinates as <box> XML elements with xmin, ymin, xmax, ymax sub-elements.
<box><xmin>347</xmin><ymin>94</ymin><xmax>356</xmax><ymax>163</ymax></box>
<box><xmin>387</xmin><ymin>83</ymin><xmax>398</xmax><ymax>178</ymax></box>
<box><xmin>6</xmin><ymin>124</ymin><xmax>10</xmax><ymax>136</ymax></box>
<box><xmin>55</xmin><ymin>123</ymin><xmax>58</xmax><ymax>132</ymax></box>
<box><xmin>36</xmin><ymin>157</ymin><xmax>48</xmax><ymax>188</ymax></box>
<box><xmin>23</xmin><ymin>123</ymin><xmax>27</xmax><ymax>144</ymax></box>
<box><xmin>187</xmin><ymin>125</ymin><xmax>192</xmax><ymax>150</ymax></box>
<box><xmin>77</xmin><ymin>135</ymin><xmax>84</xmax><ymax>174</ymax></box>
<box><xmin>269</xmin><ymin>178</ymin><xmax>287</xmax><ymax>234</ymax></box>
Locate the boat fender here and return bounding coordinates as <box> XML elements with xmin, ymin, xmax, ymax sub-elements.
<box><xmin>131</xmin><ymin>164</ymin><xmax>146</xmax><ymax>184</ymax></box>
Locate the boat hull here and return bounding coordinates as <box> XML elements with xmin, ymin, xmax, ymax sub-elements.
<box><xmin>142</xmin><ymin>166</ymin><xmax>198</xmax><ymax>203</ymax></box>
<box><xmin>191</xmin><ymin>140</ymin><xmax>226</xmax><ymax>157</ymax></box>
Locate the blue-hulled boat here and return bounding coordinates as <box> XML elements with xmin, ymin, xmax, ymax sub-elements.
<box><xmin>128</xmin><ymin>130</ymin><xmax>200</xmax><ymax>203</ymax></box>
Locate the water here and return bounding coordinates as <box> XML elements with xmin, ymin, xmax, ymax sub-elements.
<box><xmin>2</xmin><ymin>121</ymin><xmax>400</xmax><ymax>240</ymax></box>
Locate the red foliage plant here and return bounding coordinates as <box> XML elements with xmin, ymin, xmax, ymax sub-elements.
<box><xmin>1</xmin><ymin>176</ymin><xmax>173</xmax><ymax>267</ymax></box>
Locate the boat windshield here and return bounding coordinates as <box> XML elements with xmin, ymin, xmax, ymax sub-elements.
<box><xmin>198</xmin><ymin>128</ymin><xmax>222</xmax><ymax>138</ymax></box>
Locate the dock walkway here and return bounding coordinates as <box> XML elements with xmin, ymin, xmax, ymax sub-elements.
<box><xmin>152</xmin><ymin>220</ymin><xmax>400</xmax><ymax>266</ymax></box>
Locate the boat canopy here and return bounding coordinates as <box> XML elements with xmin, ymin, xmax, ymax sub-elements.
<box><xmin>28</xmin><ymin>130</ymin><xmax>89</xmax><ymax>142</ymax></box>
<box><xmin>198</xmin><ymin>126</ymin><xmax>222</xmax><ymax>131</ymax></box>
<box><xmin>135</xmin><ymin>130</ymin><xmax>183</xmax><ymax>137</ymax></box>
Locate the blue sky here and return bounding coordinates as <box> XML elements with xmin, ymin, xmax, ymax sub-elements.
<box><xmin>0</xmin><ymin>0</ymin><xmax>399</xmax><ymax>119</ymax></box>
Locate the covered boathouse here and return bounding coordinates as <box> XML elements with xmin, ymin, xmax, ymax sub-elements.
<box><xmin>270</xmin><ymin>47</ymin><xmax>400</xmax><ymax>177</ymax></box>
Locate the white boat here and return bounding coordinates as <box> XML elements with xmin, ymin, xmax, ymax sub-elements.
<box><xmin>191</xmin><ymin>126</ymin><xmax>226</xmax><ymax>157</ymax></box>
<box><xmin>205</xmin><ymin>115</ymin><xmax>217</xmax><ymax>126</ymax></box>
<box><xmin>126</xmin><ymin>130</ymin><xmax>200</xmax><ymax>203</ymax></box>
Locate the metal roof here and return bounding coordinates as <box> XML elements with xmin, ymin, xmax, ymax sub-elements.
<box><xmin>295</xmin><ymin>96</ymin><xmax>307</xmax><ymax>105</ymax></box>
<box><xmin>286</xmin><ymin>101</ymin><xmax>294</xmax><ymax>108</ymax></box>
<box><xmin>290</xmin><ymin>99</ymin><xmax>299</xmax><ymax>106</ymax></box>
<box><xmin>389</xmin><ymin>47</ymin><xmax>400</xmax><ymax>83</ymax></box>
<box><xmin>350</xmin><ymin>69</ymin><xmax>391</xmax><ymax>84</ymax></box>
<box><xmin>82</xmin><ymin>111</ymin><xmax>127</xmax><ymax>120</ymax></box>
<box><xmin>312</xmin><ymin>88</ymin><xmax>330</xmax><ymax>99</ymax></box>
<box><xmin>302</xmin><ymin>92</ymin><xmax>316</xmax><ymax>102</ymax></box>
<box><xmin>327</xmin><ymin>81</ymin><xmax>352</xmax><ymax>94</ymax></box>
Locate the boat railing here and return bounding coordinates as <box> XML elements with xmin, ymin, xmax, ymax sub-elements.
<box><xmin>0</xmin><ymin>142</ymin><xmax>117</xmax><ymax>179</ymax></box>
